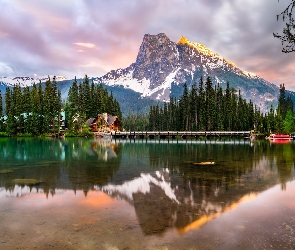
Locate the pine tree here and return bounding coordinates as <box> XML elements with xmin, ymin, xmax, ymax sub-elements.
<box><xmin>267</xmin><ymin>105</ymin><xmax>276</xmax><ymax>134</ymax></box>
<box><xmin>107</xmin><ymin>92</ymin><xmax>116</xmax><ymax>115</ymax></box>
<box><xmin>278</xmin><ymin>84</ymin><xmax>288</xmax><ymax>119</ymax></box>
<box><xmin>115</xmin><ymin>99</ymin><xmax>122</xmax><ymax>120</ymax></box>
<box><xmin>230</xmin><ymin>87</ymin><xmax>237</xmax><ymax>130</ymax></box>
<box><xmin>5</xmin><ymin>88</ymin><xmax>11</xmax><ymax>116</ymax></box>
<box><xmin>82</xmin><ymin>75</ymin><xmax>91</xmax><ymax>118</ymax></box>
<box><xmin>150</xmin><ymin>106</ymin><xmax>156</xmax><ymax>131</ymax></box>
<box><xmin>30</xmin><ymin>83</ymin><xmax>41</xmax><ymax>135</ymax></box>
<box><xmin>179</xmin><ymin>83</ymin><xmax>189</xmax><ymax>130</ymax></box>
<box><xmin>12</xmin><ymin>84</ymin><xmax>23</xmax><ymax>116</ymax></box>
<box><xmin>197</xmin><ymin>77</ymin><xmax>206</xmax><ymax>130</ymax></box>
<box><xmin>66</xmin><ymin>77</ymin><xmax>80</xmax><ymax>131</ymax></box>
<box><xmin>215</xmin><ymin>84</ymin><xmax>224</xmax><ymax>130</ymax></box>
<box><xmin>236</xmin><ymin>90</ymin><xmax>242</xmax><ymax>130</ymax></box>
<box><xmin>56</xmin><ymin>90</ymin><xmax>62</xmax><ymax>133</ymax></box>
<box><xmin>205</xmin><ymin>76</ymin><xmax>215</xmax><ymax>130</ymax></box>
<box><xmin>286</xmin><ymin>96</ymin><xmax>294</xmax><ymax>113</ymax></box>
<box><xmin>6</xmin><ymin>112</ymin><xmax>17</xmax><ymax>135</ymax></box>
<box><xmin>224</xmin><ymin>82</ymin><xmax>232</xmax><ymax>130</ymax></box>
<box><xmin>90</xmin><ymin>80</ymin><xmax>96</xmax><ymax>117</ymax></box>
<box><xmin>0</xmin><ymin>90</ymin><xmax>4</xmax><ymax>132</ymax></box>
<box><xmin>5</xmin><ymin>87</ymin><xmax>16</xmax><ymax>135</ymax></box>
<box><xmin>283</xmin><ymin>110</ymin><xmax>295</xmax><ymax>134</ymax></box>
<box><xmin>276</xmin><ymin>111</ymin><xmax>284</xmax><ymax>134</ymax></box>
<box><xmin>163</xmin><ymin>101</ymin><xmax>168</xmax><ymax>130</ymax></box>
<box><xmin>97</xmin><ymin>84</ymin><xmax>105</xmax><ymax>113</ymax></box>
<box><xmin>188</xmin><ymin>82</ymin><xmax>197</xmax><ymax>130</ymax></box>
<box><xmin>43</xmin><ymin>77</ymin><xmax>54</xmax><ymax>133</ymax></box>
<box><xmin>248</xmin><ymin>100</ymin><xmax>254</xmax><ymax>131</ymax></box>
<box><xmin>42</xmin><ymin>76</ymin><xmax>62</xmax><ymax>134</ymax></box>
<box><xmin>37</xmin><ymin>82</ymin><xmax>44</xmax><ymax>134</ymax></box>
<box><xmin>0</xmin><ymin>90</ymin><xmax>2</xmax><ymax>117</ymax></box>
<box><xmin>22</xmin><ymin>86</ymin><xmax>31</xmax><ymax>114</ymax></box>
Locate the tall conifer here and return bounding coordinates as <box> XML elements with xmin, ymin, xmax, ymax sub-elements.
<box><xmin>0</xmin><ymin>90</ymin><xmax>2</xmax><ymax>117</ymax></box>
<box><xmin>197</xmin><ymin>77</ymin><xmax>205</xmax><ymax>130</ymax></box>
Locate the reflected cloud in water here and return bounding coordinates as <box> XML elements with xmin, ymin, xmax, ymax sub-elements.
<box><xmin>0</xmin><ymin>138</ymin><xmax>295</xmax><ymax>240</ymax></box>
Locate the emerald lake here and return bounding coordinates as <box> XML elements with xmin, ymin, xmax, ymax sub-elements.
<box><xmin>0</xmin><ymin>138</ymin><xmax>295</xmax><ymax>250</ymax></box>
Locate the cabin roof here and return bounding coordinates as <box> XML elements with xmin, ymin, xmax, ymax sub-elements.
<box><xmin>98</xmin><ymin>113</ymin><xmax>119</xmax><ymax>126</ymax></box>
<box><xmin>86</xmin><ymin>113</ymin><xmax>121</xmax><ymax>128</ymax></box>
<box><xmin>86</xmin><ymin>118</ymin><xmax>96</xmax><ymax>126</ymax></box>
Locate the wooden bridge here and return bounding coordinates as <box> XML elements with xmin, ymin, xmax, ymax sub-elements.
<box><xmin>110</xmin><ymin>131</ymin><xmax>252</xmax><ymax>139</ymax></box>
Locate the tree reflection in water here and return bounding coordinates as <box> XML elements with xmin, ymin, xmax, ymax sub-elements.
<box><xmin>0</xmin><ymin>138</ymin><xmax>295</xmax><ymax>236</ymax></box>
<box><xmin>0</xmin><ymin>138</ymin><xmax>122</xmax><ymax>196</ymax></box>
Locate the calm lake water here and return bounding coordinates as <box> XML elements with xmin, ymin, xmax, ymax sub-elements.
<box><xmin>0</xmin><ymin>137</ymin><xmax>295</xmax><ymax>250</ymax></box>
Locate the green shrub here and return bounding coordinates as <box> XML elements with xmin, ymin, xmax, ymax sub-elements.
<box><xmin>0</xmin><ymin>132</ymin><xmax>9</xmax><ymax>137</ymax></box>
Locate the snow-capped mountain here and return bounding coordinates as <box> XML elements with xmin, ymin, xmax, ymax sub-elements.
<box><xmin>0</xmin><ymin>75</ymin><xmax>67</xmax><ymax>88</ymax></box>
<box><xmin>0</xmin><ymin>33</ymin><xmax>293</xmax><ymax>113</ymax></box>
<box><xmin>94</xmin><ymin>33</ymin><xmax>281</xmax><ymax>112</ymax></box>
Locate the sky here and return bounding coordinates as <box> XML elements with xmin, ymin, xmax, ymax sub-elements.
<box><xmin>0</xmin><ymin>0</ymin><xmax>295</xmax><ymax>90</ymax></box>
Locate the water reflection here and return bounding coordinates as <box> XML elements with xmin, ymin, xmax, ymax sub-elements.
<box><xmin>178</xmin><ymin>192</ymin><xmax>258</xmax><ymax>234</ymax></box>
<box><xmin>0</xmin><ymin>138</ymin><xmax>122</xmax><ymax>196</ymax></box>
<box><xmin>86</xmin><ymin>139</ymin><xmax>118</xmax><ymax>161</ymax></box>
<box><xmin>0</xmin><ymin>138</ymin><xmax>295</xmax><ymax>239</ymax></box>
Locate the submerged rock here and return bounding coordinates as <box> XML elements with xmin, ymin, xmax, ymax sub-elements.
<box><xmin>193</xmin><ymin>162</ymin><xmax>215</xmax><ymax>165</ymax></box>
<box><xmin>0</xmin><ymin>169</ymin><xmax>14</xmax><ymax>174</ymax></box>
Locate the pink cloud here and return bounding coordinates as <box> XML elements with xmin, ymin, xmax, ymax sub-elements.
<box><xmin>0</xmin><ymin>0</ymin><xmax>294</xmax><ymax>90</ymax></box>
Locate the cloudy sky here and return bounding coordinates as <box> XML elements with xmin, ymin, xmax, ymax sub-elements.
<box><xmin>0</xmin><ymin>0</ymin><xmax>295</xmax><ymax>90</ymax></box>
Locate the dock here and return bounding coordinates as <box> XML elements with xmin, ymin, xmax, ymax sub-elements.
<box><xmin>110</xmin><ymin>131</ymin><xmax>251</xmax><ymax>139</ymax></box>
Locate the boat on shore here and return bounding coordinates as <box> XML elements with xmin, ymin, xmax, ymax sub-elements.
<box><xmin>268</xmin><ymin>134</ymin><xmax>291</xmax><ymax>140</ymax></box>
<box><xmin>268</xmin><ymin>134</ymin><xmax>291</xmax><ymax>143</ymax></box>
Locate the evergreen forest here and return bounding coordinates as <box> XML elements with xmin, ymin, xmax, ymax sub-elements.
<box><xmin>0</xmin><ymin>75</ymin><xmax>294</xmax><ymax>137</ymax></box>
<box><xmin>123</xmin><ymin>77</ymin><xmax>295</xmax><ymax>135</ymax></box>
<box><xmin>0</xmin><ymin>75</ymin><xmax>122</xmax><ymax>136</ymax></box>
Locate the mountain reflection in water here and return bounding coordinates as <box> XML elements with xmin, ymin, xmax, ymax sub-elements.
<box><xmin>0</xmin><ymin>138</ymin><xmax>295</xmax><ymax>249</ymax></box>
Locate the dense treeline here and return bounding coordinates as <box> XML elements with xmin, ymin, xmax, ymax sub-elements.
<box><xmin>148</xmin><ymin>77</ymin><xmax>256</xmax><ymax>131</ymax></box>
<box><xmin>122</xmin><ymin>112</ymin><xmax>149</xmax><ymax>131</ymax></box>
<box><xmin>1</xmin><ymin>76</ymin><xmax>62</xmax><ymax>136</ymax></box>
<box><xmin>0</xmin><ymin>75</ymin><xmax>122</xmax><ymax>136</ymax></box>
<box><xmin>125</xmin><ymin>77</ymin><xmax>295</xmax><ymax>135</ymax></box>
<box><xmin>0</xmin><ymin>74</ymin><xmax>294</xmax><ymax>136</ymax></box>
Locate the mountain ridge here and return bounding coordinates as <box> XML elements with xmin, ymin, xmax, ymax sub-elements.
<box><xmin>93</xmin><ymin>33</ymin><xmax>284</xmax><ymax>112</ymax></box>
<box><xmin>0</xmin><ymin>33</ymin><xmax>294</xmax><ymax>114</ymax></box>
<box><xmin>0</xmin><ymin>75</ymin><xmax>67</xmax><ymax>88</ymax></box>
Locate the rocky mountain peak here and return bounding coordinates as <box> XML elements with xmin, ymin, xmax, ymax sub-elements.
<box><xmin>178</xmin><ymin>36</ymin><xmax>189</xmax><ymax>45</ymax></box>
<box><xmin>142</xmin><ymin>33</ymin><xmax>171</xmax><ymax>44</ymax></box>
<box><xmin>133</xmin><ymin>33</ymin><xmax>179</xmax><ymax>90</ymax></box>
<box><xmin>93</xmin><ymin>33</ymin><xmax>284</xmax><ymax>112</ymax></box>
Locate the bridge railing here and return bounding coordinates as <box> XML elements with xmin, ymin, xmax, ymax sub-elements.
<box><xmin>110</xmin><ymin>131</ymin><xmax>251</xmax><ymax>138</ymax></box>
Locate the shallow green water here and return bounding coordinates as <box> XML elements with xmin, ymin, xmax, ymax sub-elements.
<box><xmin>0</xmin><ymin>138</ymin><xmax>295</xmax><ymax>249</ymax></box>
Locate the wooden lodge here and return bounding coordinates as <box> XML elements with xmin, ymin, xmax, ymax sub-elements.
<box><xmin>86</xmin><ymin>113</ymin><xmax>121</xmax><ymax>132</ymax></box>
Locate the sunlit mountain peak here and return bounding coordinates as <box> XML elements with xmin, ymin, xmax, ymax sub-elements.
<box><xmin>178</xmin><ymin>36</ymin><xmax>220</xmax><ymax>57</ymax></box>
<box><xmin>178</xmin><ymin>36</ymin><xmax>258</xmax><ymax>78</ymax></box>
<box><xmin>178</xmin><ymin>35</ymin><xmax>189</xmax><ymax>45</ymax></box>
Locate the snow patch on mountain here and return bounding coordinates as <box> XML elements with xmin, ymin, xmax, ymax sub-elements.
<box><xmin>0</xmin><ymin>75</ymin><xmax>67</xmax><ymax>87</ymax></box>
<box><xmin>142</xmin><ymin>69</ymin><xmax>180</xmax><ymax>100</ymax></box>
<box><xmin>94</xmin><ymin>70</ymin><xmax>151</xmax><ymax>96</ymax></box>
